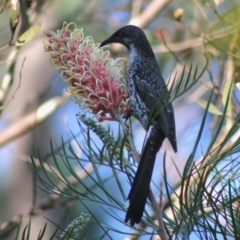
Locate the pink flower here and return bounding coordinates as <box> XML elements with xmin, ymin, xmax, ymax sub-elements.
<box><xmin>44</xmin><ymin>22</ymin><xmax>130</xmax><ymax>121</ymax></box>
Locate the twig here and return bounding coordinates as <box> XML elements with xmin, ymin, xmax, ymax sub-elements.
<box><xmin>149</xmin><ymin>190</ymin><xmax>166</xmax><ymax>239</ymax></box>
<box><xmin>116</xmin><ymin>112</ymin><xmax>140</xmax><ymax>161</ymax></box>
<box><xmin>0</xmin><ymin>57</ymin><xmax>25</xmax><ymax>112</ymax></box>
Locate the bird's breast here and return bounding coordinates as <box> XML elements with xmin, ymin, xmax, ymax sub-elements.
<box><xmin>127</xmin><ymin>71</ymin><xmax>149</xmax><ymax>129</ymax></box>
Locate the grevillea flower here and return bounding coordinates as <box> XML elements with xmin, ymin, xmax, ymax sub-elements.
<box><xmin>44</xmin><ymin>22</ymin><xmax>130</xmax><ymax>121</ymax></box>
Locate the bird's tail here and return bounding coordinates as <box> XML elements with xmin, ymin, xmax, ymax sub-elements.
<box><xmin>125</xmin><ymin>123</ymin><xmax>165</xmax><ymax>226</ymax></box>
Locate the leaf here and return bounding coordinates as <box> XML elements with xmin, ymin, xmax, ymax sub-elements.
<box><xmin>15</xmin><ymin>22</ymin><xmax>42</xmax><ymax>47</ymax></box>
<box><xmin>222</xmin><ymin>78</ymin><xmax>233</xmax><ymax>113</ymax></box>
<box><xmin>10</xmin><ymin>0</ymin><xmax>20</xmax><ymax>31</ymax></box>
<box><xmin>196</xmin><ymin>99</ymin><xmax>223</xmax><ymax>115</ymax></box>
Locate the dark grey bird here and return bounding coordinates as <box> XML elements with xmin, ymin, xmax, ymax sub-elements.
<box><xmin>100</xmin><ymin>25</ymin><xmax>177</xmax><ymax>227</ymax></box>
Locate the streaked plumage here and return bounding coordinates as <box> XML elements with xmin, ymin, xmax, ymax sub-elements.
<box><xmin>100</xmin><ymin>25</ymin><xmax>177</xmax><ymax>226</ymax></box>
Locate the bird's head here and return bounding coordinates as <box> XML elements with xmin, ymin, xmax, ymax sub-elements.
<box><xmin>100</xmin><ymin>25</ymin><xmax>147</xmax><ymax>50</ymax></box>
<box><xmin>100</xmin><ymin>25</ymin><xmax>156</xmax><ymax>62</ymax></box>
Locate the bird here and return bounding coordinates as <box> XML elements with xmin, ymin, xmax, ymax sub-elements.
<box><xmin>100</xmin><ymin>25</ymin><xmax>177</xmax><ymax>227</ymax></box>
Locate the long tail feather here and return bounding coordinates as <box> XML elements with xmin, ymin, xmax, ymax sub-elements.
<box><xmin>125</xmin><ymin>124</ymin><xmax>165</xmax><ymax>226</ymax></box>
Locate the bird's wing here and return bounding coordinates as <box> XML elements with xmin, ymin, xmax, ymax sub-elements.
<box><xmin>132</xmin><ymin>74</ymin><xmax>177</xmax><ymax>152</ymax></box>
<box><xmin>132</xmin><ymin>74</ymin><xmax>168</xmax><ymax>124</ymax></box>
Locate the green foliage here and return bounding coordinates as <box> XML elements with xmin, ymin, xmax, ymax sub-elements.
<box><xmin>26</xmin><ymin>80</ymin><xmax>240</xmax><ymax>239</ymax></box>
<box><xmin>15</xmin><ymin>22</ymin><xmax>42</xmax><ymax>47</ymax></box>
<box><xmin>14</xmin><ymin>218</ymin><xmax>59</xmax><ymax>240</ymax></box>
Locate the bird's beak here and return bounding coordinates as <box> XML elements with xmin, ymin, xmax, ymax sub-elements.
<box><xmin>99</xmin><ymin>38</ymin><xmax>112</xmax><ymax>47</ymax></box>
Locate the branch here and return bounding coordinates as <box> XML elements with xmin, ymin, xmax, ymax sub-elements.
<box><xmin>131</xmin><ymin>0</ymin><xmax>143</xmax><ymax>17</ymax></box>
<box><xmin>0</xmin><ymin>93</ymin><xmax>70</xmax><ymax>147</ymax></box>
<box><xmin>129</xmin><ymin>0</ymin><xmax>173</xmax><ymax>28</ymax></box>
